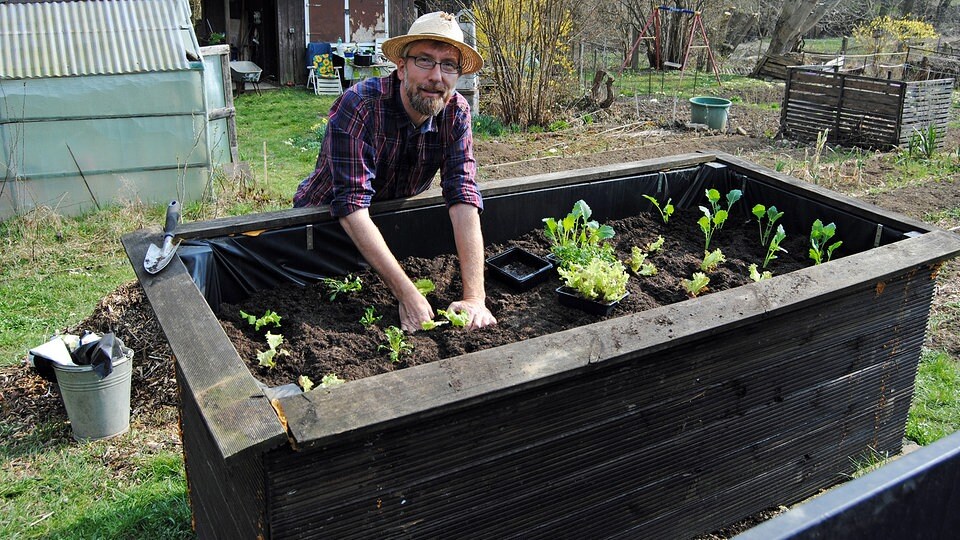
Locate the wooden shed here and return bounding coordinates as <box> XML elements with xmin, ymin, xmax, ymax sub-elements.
<box><xmin>197</xmin><ymin>0</ymin><xmax>418</xmax><ymax>86</ymax></box>
<box><xmin>779</xmin><ymin>66</ymin><xmax>954</xmax><ymax>150</ymax></box>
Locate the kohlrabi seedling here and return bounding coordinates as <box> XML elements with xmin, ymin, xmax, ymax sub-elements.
<box><xmin>542</xmin><ymin>199</ymin><xmax>616</xmax><ymax>268</ymax></box>
<box><xmin>809</xmin><ymin>219</ymin><xmax>842</xmax><ymax>265</ymax></box>
<box><xmin>763</xmin><ymin>224</ymin><xmax>787</xmax><ymax>269</ymax></box>
<box><xmin>751</xmin><ymin>204</ymin><xmax>784</xmax><ymax>246</ymax></box>
<box><xmin>642</xmin><ymin>194</ymin><xmax>674</xmax><ymax>223</ymax></box>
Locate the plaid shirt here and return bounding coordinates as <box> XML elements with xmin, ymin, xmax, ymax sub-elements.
<box><xmin>293</xmin><ymin>72</ymin><xmax>482</xmax><ymax>216</ymax></box>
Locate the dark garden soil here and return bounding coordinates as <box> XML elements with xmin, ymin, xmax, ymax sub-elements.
<box><xmin>218</xmin><ymin>208</ymin><xmax>815</xmax><ymax>389</ymax></box>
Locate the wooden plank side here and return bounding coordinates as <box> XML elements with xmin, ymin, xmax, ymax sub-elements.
<box><xmin>120</xmin><ymin>230</ymin><xmax>288</xmax><ymax>461</ymax></box>
<box><xmin>712</xmin><ymin>151</ymin><xmax>942</xmax><ymax>231</ymax></box>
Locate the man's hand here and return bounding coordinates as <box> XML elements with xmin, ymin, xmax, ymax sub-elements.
<box><xmin>446</xmin><ymin>298</ymin><xmax>497</xmax><ymax>330</ymax></box>
<box><xmin>399</xmin><ymin>291</ymin><xmax>434</xmax><ymax>333</ymax></box>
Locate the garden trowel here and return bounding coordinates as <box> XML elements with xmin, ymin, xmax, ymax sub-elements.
<box><xmin>144</xmin><ymin>200</ymin><xmax>181</xmax><ymax>274</ymax></box>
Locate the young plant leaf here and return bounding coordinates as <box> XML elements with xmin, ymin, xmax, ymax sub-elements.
<box><xmin>414</xmin><ymin>278</ymin><xmax>436</xmax><ymax>296</ymax></box>
<box><xmin>320</xmin><ymin>373</ymin><xmax>346</xmax><ymax>388</ymax></box>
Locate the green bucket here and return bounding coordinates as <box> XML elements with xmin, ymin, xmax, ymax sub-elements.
<box><xmin>53</xmin><ymin>349</ymin><xmax>133</xmax><ymax>441</ymax></box>
<box><xmin>689</xmin><ymin>96</ymin><xmax>732</xmax><ymax>130</ymax></box>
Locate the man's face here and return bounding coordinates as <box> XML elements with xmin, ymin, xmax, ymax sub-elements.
<box><xmin>397</xmin><ymin>40</ymin><xmax>460</xmax><ymax>119</ymax></box>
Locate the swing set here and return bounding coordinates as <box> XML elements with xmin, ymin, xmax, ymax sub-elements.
<box><xmin>618</xmin><ymin>5</ymin><xmax>722</xmax><ymax>87</ymax></box>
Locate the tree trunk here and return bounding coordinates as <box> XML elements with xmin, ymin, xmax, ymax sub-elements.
<box><xmin>760</xmin><ymin>0</ymin><xmax>843</xmax><ymax>63</ymax></box>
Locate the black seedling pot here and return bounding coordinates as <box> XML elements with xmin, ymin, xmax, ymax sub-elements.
<box><xmin>485</xmin><ymin>247</ymin><xmax>553</xmax><ymax>291</ymax></box>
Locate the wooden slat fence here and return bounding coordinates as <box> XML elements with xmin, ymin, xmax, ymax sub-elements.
<box><xmin>780</xmin><ymin>66</ymin><xmax>954</xmax><ymax>150</ymax></box>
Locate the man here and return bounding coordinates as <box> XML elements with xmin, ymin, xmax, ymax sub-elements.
<box><xmin>294</xmin><ymin>12</ymin><xmax>496</xmax><ymax>333</ymax></box>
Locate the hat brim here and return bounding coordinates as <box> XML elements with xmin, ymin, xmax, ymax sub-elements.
<box><xmin>381</xmin><ymin>34</ymin><xmax>483</xmax><ymax>75</ymax></box>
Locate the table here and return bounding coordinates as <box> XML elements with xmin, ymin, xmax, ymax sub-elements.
<box><xmin>334</xmin><ymin>54</ymin><xmax>396</xmax><ymax>84</ymax></box>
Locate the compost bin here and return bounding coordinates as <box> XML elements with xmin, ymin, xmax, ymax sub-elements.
<box><xmin>122</xmin><ymin>151</ymin><xmax>960</xmax><ymax>539</ymax></box>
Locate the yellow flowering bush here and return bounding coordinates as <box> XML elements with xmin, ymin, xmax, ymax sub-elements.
<box><xmin>853</xmin><ymin>16</ymin><xmax>938</xmax><ymax>53</ymax></box>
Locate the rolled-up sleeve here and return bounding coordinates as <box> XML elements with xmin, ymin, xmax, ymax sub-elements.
<box><xmin>326</xmin><ymin>93</ymin><xmax>378</xmax><ymax>217</ymax></box>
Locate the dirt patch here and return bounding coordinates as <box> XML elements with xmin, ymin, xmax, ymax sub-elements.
<box><xmin>220</xmin><ymin>209</ymin><xmax>815</xmax><ymax>388</ymax></box>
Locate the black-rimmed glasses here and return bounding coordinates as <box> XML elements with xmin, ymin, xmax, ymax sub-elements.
<box><xmin>405</xmin><ymin>55</ymin><xmax>461</xmax><ymax>75</ymax></box>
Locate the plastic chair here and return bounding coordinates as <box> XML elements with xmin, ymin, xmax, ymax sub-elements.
<box><xmin>306</xmin><ymin>43</ymin><xmax>343</xmax><ymax>95</ymax></box>
<box><xmin>308</xmin><ymin>65</ymin><xmax>343</xmax><ymax>95</ymax></box>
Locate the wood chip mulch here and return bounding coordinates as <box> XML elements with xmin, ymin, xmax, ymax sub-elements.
<box><xmin>0</xmin><ymin>281</ymin><xmax>178</xmax><ymax>441</ymax></box>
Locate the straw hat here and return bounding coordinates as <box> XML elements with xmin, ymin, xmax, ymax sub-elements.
<box><xmin>381</xmin><ymin>12</ymin><xmax>483</xmax><ymax>75</ymax></box>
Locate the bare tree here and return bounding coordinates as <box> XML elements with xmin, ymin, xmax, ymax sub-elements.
<box><xmin>466</xmin><ymin>0</ymin><xmax>592</xmax><ymax>126</ymax></box>
<box><xmin>761</xmin><ymin>1</ymin><xmax>844</xmax><ymax>59</ymax></box>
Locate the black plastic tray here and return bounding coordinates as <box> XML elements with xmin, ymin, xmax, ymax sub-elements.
<box><xmin>485</xmin><ymin>247</ymin><xmax>553</xmax><ymax>291</ymax></box>
<box><xmin>556</xmin><ymin>287</ymin><xmax>629</xmax><ymax>316</ymax></box>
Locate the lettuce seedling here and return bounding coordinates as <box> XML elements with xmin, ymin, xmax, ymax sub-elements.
<box><xmin>645</xmin><ymin>235</ymin><xmax>665</xmax><ymax>253</ymax></box>
<box><xmin>763</xmin><ymin>224</ymin><xmax>787</xmax><ymax>269</ymax></box>
<box><xmin>421</xmin><ymin>318</ymin><xmax>450</xmax><ymax>331</ymax></box>
<box><xmin>642</xmin><ymin>194</ymin><xmax>674</xmax><ymax>223</ymax></box>
<box><xmin>240</xmin><ymin>309</ymin><xmax>282</xmax><ymax>331</ymax></box>
<box><xmin>360</xmin><ymin>306</ymin><xmax>382</xmax><ymax>327</ymax></box>
<box><xmin>749</xmin><ymin>263</ymin><xmax>772</xmax><ymax>282</ymax></box>
<box><xmin>320</xmin><ymin>373</ymin><xmax>345</xmax><ymax>388</ymax></box>
<box><xmin>701</xmin><ymin>248</ymin><xmax>725</xmax><ymax>272</ymax></box>
<box><xmin>437</xmin><ymin>309</ymin><xmax>470</xmax><ymax>328</ymax></box>
<box><xmin>627</xmin><ymin>246</ymin><xmax>657</xmax><ymax>276</ymax></box>
<box><xmin>414</xmin><ymin>278</ymin><xmax>436</xmax><ymax>296</ymax></box>
<box><xmin>751</xmin><ymin>204</ymin><xmax>784</xmax><ymax>246</ymax></box>
<box><xmin>681</xmin><ymin>272</ymin><xmax>710</xmax><ymax>298</ymax></box>
<box><xmin>809</xmin><ymin>219</ymin><xmax>842</xmax><ymax>265</ymax></box>
<box><xmin>558</xmin><ymin>258</ymin><xmax>629</xmax><ymax>302</ymax></box>
<box><xmin>256</xmin><ymin>331</ymin><xmax>289</xmax><ymax>369</ymax></box>
<box><xmin>543</xmin><ymin>199</ymin><xmax>616</xmax><ymax>268</ymax></box>
<box><xmin>379</xmin><ymin>326</ymin><xmax>412</xmax><ymax>363</ymax></box>
<box><xmin>299</xmin><ymin>375</ymin><xmax>315</xmax><ymax>392</ymax></box>
<box><xmin>322</xmin><ymin>275</ymin><xmax>362</xmax><ymax>300</ymax></box>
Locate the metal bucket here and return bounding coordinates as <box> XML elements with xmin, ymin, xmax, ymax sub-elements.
<box><xmin>53</xmin><ymin>349</ymin><xmax>133</xmax><ymax>441</ymax></box>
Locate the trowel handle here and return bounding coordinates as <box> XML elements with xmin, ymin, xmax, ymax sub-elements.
<box><xmin>163</xmin><ymin>200</ymin><xmax>180</xmax><ymax>237</ymax></box>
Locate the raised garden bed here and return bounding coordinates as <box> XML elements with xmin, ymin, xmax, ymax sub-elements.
<box><xmin>122</xmin><ymin>151</ymin><xmax>960</xmax><ymax>539</ymax></box>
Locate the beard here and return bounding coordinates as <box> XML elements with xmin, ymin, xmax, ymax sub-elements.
<box><xmin>404</xmin><ymin>78</ymin><xmax>452</xmax><ymax>117</ymax></box>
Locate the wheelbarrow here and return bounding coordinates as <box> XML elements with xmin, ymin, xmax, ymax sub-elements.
<box><xmin>230</xmin><ymin>61</ymin><xmax>262</xmax><ymax>96</ymax></box>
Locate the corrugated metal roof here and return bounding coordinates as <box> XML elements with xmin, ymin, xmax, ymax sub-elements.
<box><xmin>0</xmin><ymin>0</ymin><xmax>201</xmax><ymax>79</ymax></box>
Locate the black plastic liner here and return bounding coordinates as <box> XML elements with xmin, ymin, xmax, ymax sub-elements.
<box><xmin>181</xmin><ymin>163</ymin><xmax>914</xmax><ymax>312</ymax></box>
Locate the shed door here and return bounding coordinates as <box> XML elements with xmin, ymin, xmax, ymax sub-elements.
<box><xmin>308</xmin><ymin>0</ymin><xmax>387</xmax><ymax>43</ymax></box>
